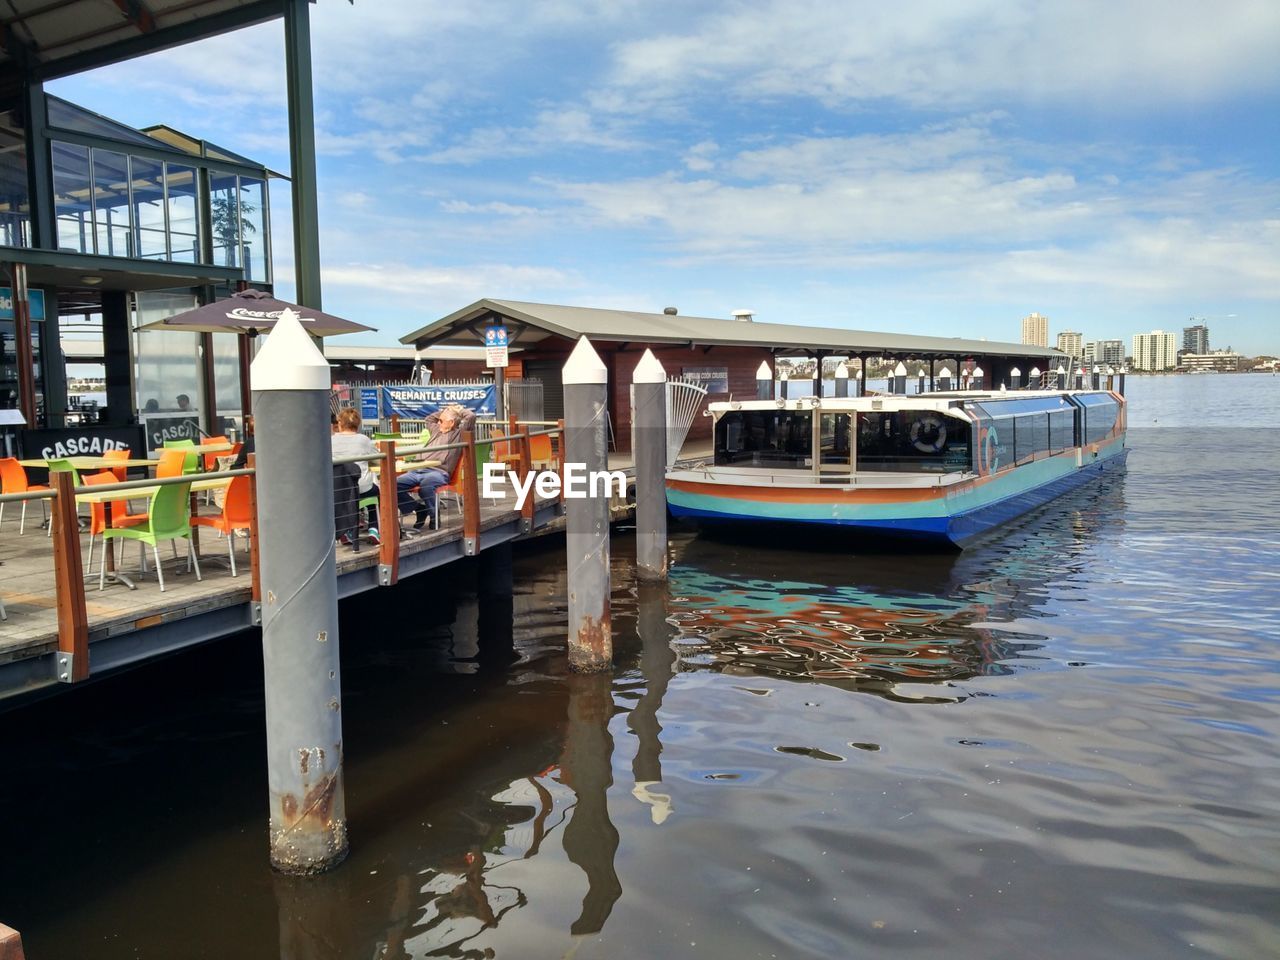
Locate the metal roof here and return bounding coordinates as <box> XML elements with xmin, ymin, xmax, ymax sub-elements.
<box><xmin>0</xmin><ymin>0</ymin><xmax>286</xmax><ymax>93</ymax></box>
<box><xmin>400</xmin><ymin>298</ymin><xmax>1067</xmax><ymax>361</ymax></box>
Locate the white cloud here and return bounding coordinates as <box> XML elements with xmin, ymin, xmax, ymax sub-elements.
<box><xmin>606</xmin><ymin>0</ymin><xmax>1280</xmax><ymax>110</ymax></box>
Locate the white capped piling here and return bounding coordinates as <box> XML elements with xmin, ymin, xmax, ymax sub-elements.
<box><xmin>251</xmin><ymin>309</ymin><xmax>347</xmax><ymax>874</ymax></box>
<box><xmin>633</xmin><ymin>349</ymin><xmax>668</xmax><ymax>582</ymax></box>
<box><xmin>1091</xmin><ymin>364</ymin><xmax>1101</xmax><ymax>390</ymax></box>
<box><xmin>1117</xmin><ymin>366</ymin><xmax>1127</xmax><ymax>396</ymax></box>
<box><xmin>938</xmin><ymin>365</ymin><xmax>952</xmax><ymax>391</ymax></box>
<box><xmin>755</xmin><ymin>361</ymin><xmax>772</xmax><ymax>400</ymax></box>
<box><xmin>1030</xmin><ymin>366</ymin><xmax>1041</xmax><ymax>390</ymax></box>
<box><xmin>1105</xmin><ymin>365</ymin><xmax>1115</xmax><ymax>391</ymax></box>
<box><xmin>892</xmin><ymin>361</ymin><xmax>907</xmax><ymax>395</ymax></box>
<box><xmin>916</xmin><ymin>367</ymin><xmax>926</xmax><ymax>394</ymax></box>
<box><xmin>854</xmin><ymin>363</ymin><xmax>864</xmax><ymax>397</ymax></box>
<box><xmin>834</xmin><ymin>362</ymin><xmax>849</xmax><ymax>398</ymax></box>
<box><xmin>1075</xmin><ymin>366</ymin><xmax>1086</xmax><ymax>389</ymax></box>
<box><xmin>779</xmin><ymin>369</ymin><xmax>790</xmax><ymax>400</ymax></box>
<box><xmin>1010</xmin><ymin>366</ymin><xmax>1021</xmax><ymax>390</ymax></box>
<box><xmin>563</xmin><ymin>336</ymin><xmax>612</xmax><ymax>672</ymax></box>
<box><xmin>1055</xmin><ymin>364</ymin><xmax>1067</xmax><ymax>389</ymax></box>
<box><xmin>971</xmin><ymin>365</ymin><xmax>985</xmax><ymax>390</ymax></box>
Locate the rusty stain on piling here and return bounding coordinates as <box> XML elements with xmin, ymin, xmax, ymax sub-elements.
<box><xmin>570</xmin><ymin>612</ymin><xmax>613</xmax><ymax>673</ymax></box>
<box><xmin>271</xmin><ymin>765</ymin><xmax>349</xmax><ymax>875</ymax></box>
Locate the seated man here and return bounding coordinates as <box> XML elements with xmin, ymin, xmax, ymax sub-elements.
<box><xmin>397</xmin><ymin>403</ymin><xmax>476</xmax><ymax>530</ymax></box>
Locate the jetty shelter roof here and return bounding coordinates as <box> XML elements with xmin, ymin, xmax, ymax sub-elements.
<box><xmin>401</xmin><ymin>299</ymin><xmax>1067</xmax><ymax>361</ymax></box>
<box><xmin>0</xmin><ymin>1</ymin><xmax>285</xmax><ymax>94</ymax></box>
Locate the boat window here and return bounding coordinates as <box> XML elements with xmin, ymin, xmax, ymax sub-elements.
<box><xmin>1012</xmin><ymin>414</ymin><xmax>1051</xmax><ymax>462</ymax></box>
<box><xmin>855</xmin><ymin>411</ymin><xmax>971</xmax><ymax>473</ymax></box>
<box><xmin>714</xmin><ymin>411</ymin><xmax>814</xmax><ymax>469</ymax></box>
<box><xmin>1049</xmin><ymin>409</ymin><xmax>1075</xmax><ymax>451</ymax></box>
<box><xmin>1073</xmin><ymin>393</ymin><xmax>1120</xmax><ymax>445</ymax></box>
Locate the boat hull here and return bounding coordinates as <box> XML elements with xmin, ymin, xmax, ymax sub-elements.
<box><xmin>667</xmin><ymin>439</ymin><xmax>1128</xmax><ymax>548</ymax></box>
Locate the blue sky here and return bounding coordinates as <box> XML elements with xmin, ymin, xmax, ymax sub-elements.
<box><xmin>51</xmin><ymin>0</ymin><xmax>1280</xmax><ymax>354</ymax></box>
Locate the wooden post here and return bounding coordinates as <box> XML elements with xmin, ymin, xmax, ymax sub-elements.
<box><xmin>247</xmin><ymin>453</ymin><xmax>262</xmax><ymax>604</ymax></box>
<box><xmin>460</xmin><ymin>429</ymin><xmax>481</xmax><ymax>554</ymax></box>
<box><xmin>11</xmin><ymin>263</ymin><xmax>37</xmax><ymax>427</ymax></box>
<box><xmin>557</xmin><ymin>418</ymin><xmax>567</xmax><ymax>503</ymax></box>
<box><xmin>378</xmin><ymin>440</ymin><xmax>399</xmax><ymax>584</ymax></box>
<box><xmin>390</xmin><ymin>413</ymin><xmax>400</xmax><ymax>434</ymax></box>
<box><xmin>518</xmin><ymin>430</ymin><xmax>534</xmax><ymax>530</ymax></box>
<box><xmin>50</xmin><ymin>472</ymin><xmax>89</xmax><ymax>683</ymax></box>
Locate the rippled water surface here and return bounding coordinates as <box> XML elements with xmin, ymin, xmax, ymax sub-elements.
<box><xmin>2</xmin><ymin>374</ymin><xmax>1279</xmax><ymax>959</ymax></box>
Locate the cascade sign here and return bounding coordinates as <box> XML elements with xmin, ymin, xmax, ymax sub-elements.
<box><xmin>380</xmin><ymin>384</ymin><xmax>497</xmax><ymax>418</ymax></box>
<box><xmin>22</xmin><ymin>424</ymin><xmax>145</xmax><ymax>461</ymax></box>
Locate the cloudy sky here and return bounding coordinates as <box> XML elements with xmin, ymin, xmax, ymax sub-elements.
<box><xmin>51</xmin><ymin>0</ymin><xmax>1280</xmax><ymax>353</ymax></box>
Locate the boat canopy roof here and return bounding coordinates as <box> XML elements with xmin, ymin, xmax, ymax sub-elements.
<box><xmin>968</xmin><ymin>394</ymin><xmax>1077</xmax><ymax>417</ymax></box>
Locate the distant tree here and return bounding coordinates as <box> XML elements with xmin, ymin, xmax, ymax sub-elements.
<box><xmin>210</xmin><ymin>187</ymin><xmax>256</xmax><ymax>267</ymax></box>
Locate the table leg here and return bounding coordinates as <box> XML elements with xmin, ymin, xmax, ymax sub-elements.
<box><xmin>96</xmin><ymin>499</ymin><xmax>136</xmax><ymax>590</ymax></box>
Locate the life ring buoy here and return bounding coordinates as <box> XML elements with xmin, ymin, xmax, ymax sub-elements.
<box><xmin>909</xmin><ymin>414</ymin><xmax>948</xmax><ymax>454</ymax></box>
<box><xmin>983</xmin><ymin>427</ymin><xmax>1000</xmax><ymax>474</ymax></box>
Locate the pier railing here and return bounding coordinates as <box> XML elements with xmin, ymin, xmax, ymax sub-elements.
<box><xmin>0</xmin><ymin>418</ymin><xmax>566</xmax><ymax>687</ymax></box>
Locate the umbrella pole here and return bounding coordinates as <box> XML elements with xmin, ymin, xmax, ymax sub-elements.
<box><xmin>239</xmin><ymin>332</ymin><xmax>255</xmax><ymax>419</ymax></box>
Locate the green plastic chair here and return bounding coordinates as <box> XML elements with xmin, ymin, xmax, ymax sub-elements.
<box><xmin>100</xmin><ymin>480</ymin><xmax>200</xmax><ymax>592</ymax></box>
<box><xmin>163</xmin><ymin>439</ymin><xmax>201</xmax><ymax>475</ymax></box>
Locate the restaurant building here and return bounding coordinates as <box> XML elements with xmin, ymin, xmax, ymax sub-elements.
<box><xmin>0</xmin><ymin>93</ymin><xmax>278</xmax><ymax>458</ymax></box>
<box><xmin>401</xmin><ymin>299</ymin><xmax>1067</xmax><ymax>452</ymax></box>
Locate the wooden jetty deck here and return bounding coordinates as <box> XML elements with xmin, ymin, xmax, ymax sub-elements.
<box><xmin>0</xmin><ymin>470</ymin><xmax>560</xmax><ymax>704</ymax></box>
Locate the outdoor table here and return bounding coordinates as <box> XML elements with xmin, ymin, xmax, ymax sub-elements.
<box><xmin>148</xmin><ymin>441</ymin><xmax>234</xmax><ymax>459</ymax></box>
<box><xmin>76</xmin><ymin>478</ymin><xmax>232</xmax><ymax>589</ymax></box>
<box><xmin>18</xmin><ymin>457</ymin><xmax>156</xmax><ymax>470</ymax></box>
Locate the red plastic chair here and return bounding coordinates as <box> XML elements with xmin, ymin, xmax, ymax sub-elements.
<box><xmin>0</xmin><ymin>457</ymin><xmax>50</xmax><ymax>534</ymax></box>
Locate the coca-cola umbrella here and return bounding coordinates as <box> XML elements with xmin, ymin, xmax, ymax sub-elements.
<box><xmin>137</xmin><ymin>288</ymin><xmax>374</xmax><ymax>337</ymax></box>
<box><xmin>136</xmin><ymin>290</ymin><xmax>375</xmax><ymax>416</ymax></box>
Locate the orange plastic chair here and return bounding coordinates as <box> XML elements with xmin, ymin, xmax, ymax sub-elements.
<box><xmin>432</xmin><ymin>453</ymin><xmax>468</xmax><ymax>528</ymax></box>
<box><xmin>81</xmin><ymin>471</ymin><xmax>147</xmax><ymax>573</ymax></box>
<box><xmin>0</xmin><ymin>457</ymin><xmax>50</xmax><ymax>534</ymax></box>
<box><xmin>202</xmin><ymin>436</ymin><xmax>228</xmax><ymax>472</ymax></box>
<box><xmin>529</xmin><ymin>433</ymin><xmax>555</xmax><ymax>470</ymax></box>
<box><xmin>157</xmin><ymin>449</ymin><xmax>188</xmax><ymax>479</ymax></box>
<box><xmin>190</xmin><ymin>475</ymin><xmax>253</xmax><ymax>577</ymax></box>
<box><xmin>102</xmin><ymin>447</ymin><xmax>131</xmax><ymax>481</ymax></box>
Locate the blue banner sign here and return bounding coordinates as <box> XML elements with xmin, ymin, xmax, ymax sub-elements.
<box><xmin>360</xmin><ymin>387</ymin><xmax>380</xmax><ymax>420</ymax></box>
<box><xmin>380</xmin><ymin>384</ymin><xmax>496</xmax><ymax>418</ymax></box>
<box><xmin>484</xmin><ymin>325</ymin><xmax>508</xmax><ymax>348</ymax></box>
<box><xmin>0</xmin><ymin>288</ymin><xmax>46</xmax><ymax>320</ymax></box>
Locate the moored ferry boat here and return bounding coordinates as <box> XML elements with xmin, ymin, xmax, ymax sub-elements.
<box><xmin>666</xmin><ymin>389</ymin><xmax>1127</xmax><ymax>548</ymax></box>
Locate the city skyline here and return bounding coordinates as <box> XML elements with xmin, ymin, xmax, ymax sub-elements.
<box><xmin>45</xmin><ymin>1</ymin><xmax>1280</xmax><ymax>355</ymax></box>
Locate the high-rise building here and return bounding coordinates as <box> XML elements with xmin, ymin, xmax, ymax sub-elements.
<box><xmin>1183</xmin><ymin>322</ymin><xmax>1210</xmax><ymax>354</ymax></box>
<box><xmin>1132</xmin><ymin>331</ymin><xmax>1179</xmax><ymax>371</ymax></box>
<box><xmin>1096</xmin><ymin>340</ymin><xmax>1124</xmax><ymax>366</ymax></box>
<box><xmin>1021</xmin><ymin>312</ymin><xmax>1049</xmax><ymax>347</ymax></box>
<box><xmin>1056</xmin><ymin>330</ymin><xmax>1083</xmax><ymax>359</ymax></box>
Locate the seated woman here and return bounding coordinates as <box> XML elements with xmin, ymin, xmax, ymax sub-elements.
<box><xmin>331</xmin><ymin>408</ymin><xmax>381</xmax><ymax>543</ymax></box>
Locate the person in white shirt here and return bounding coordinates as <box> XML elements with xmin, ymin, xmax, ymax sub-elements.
<box><xmin>331</xmin><ymin>407</ymin><xmax>381</xmax><ymax>543</ymax></box>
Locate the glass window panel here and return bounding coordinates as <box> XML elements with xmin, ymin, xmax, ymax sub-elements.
<box><xmin>134</xmin><ymin>291</ymin><xmax>201</xmax><ymax>452</ymax></box>
<box><xmin>714</xmin><ymin>411</ymin><xmax>813</xmax><ymax>469</ymax></box>
<box><xmin>238</xmin><ymin>176</ymin><xmax>268</xmax><ymax>282</ymax></box>
<box><xmin>819</xmin><ymin>412</ymin><xmax>852</xmax><ymax>465</ymax></box>
<box><xmin>47</xmin><ymin>95</ymin><xmax>169</xmax><ymax>147</ymax></box>
<box><xmin>165</xmin><ymin>163</ymin><xmax>199</xmax><ymax>263</ymax></box>
<box><xmin>130</xmin><ymin>156</ymin><xmax>166</xmax><ymax>259</ymax></box>
<box><xmin>92</xmin><ymin>149</ymin><xmax>132</xmax><ymax>257</ymax></box>
<box><xmin>208</xmin><ymin>170</ymin><xmax>240</xmax><ymax>268</ymax></box>
<box><xmin>856</xmin><ymin>411</ymin><xmax>970</xmax><ymax>473</ymax></box>
<box><xmin>211</xmin><ymin>332</ymin><xmax>243</xmax><ymax>436</ymax></box>
<box><xmin>52</xmin><ymin>140</ymin><xmax>92</xmax><ymax>253</ymax></box>
<box><xmin>0</xmin><ymin>110</ymin><xmax>30</xmax><ymax>247</ymax></box>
